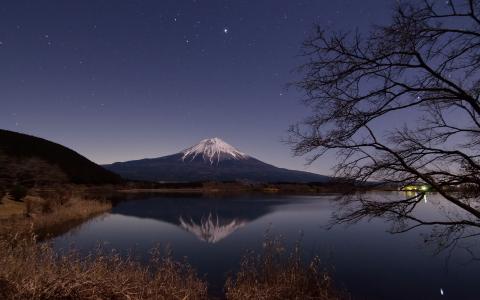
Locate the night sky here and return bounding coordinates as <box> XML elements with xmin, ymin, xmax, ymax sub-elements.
<box><xmin>0</xmin><ymin>0</ymin><xmax>392</xmax><ymax>175</ymax></box>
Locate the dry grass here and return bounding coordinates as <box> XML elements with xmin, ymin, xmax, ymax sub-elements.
<box><xmin>0</xmin><ymin>233</ymin><xmax>208</xmax><ymax>300</ymax></box>
<box><xmin>29</xmin><ymin>196</ymin><xmax>110</xmax><ymax>238</ymax></box>
<box><xmin>0</xmin><ymin>188</ymin><xmax>208</xmax><ymax>300</ymax></box>
<box><xmin>0</xmin><ymin>198</ymin><xmax>25</xmax><ymax>220</ymax></box>
<box><xmin>0</xmin><ymin>196</ymin><xmax>111</xmax><ymax>240</ymax></box>
<box><xmin>225</xmin><ymin>235</ymin><xmax>347</xmax><ymax>300</ymax></box>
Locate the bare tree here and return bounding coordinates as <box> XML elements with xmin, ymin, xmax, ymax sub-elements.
<box><xmin>291</xmin><ymin>0</ymin><xmax>480</xmax><ymax>246</ymax></box>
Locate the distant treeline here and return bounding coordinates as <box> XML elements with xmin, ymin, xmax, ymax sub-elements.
<box><xmin>121</xmin><ymin>179</ymin><xmax>366</xmax><ymax>194</ymax></box>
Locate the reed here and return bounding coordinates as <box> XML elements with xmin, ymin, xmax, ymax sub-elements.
<box><xmin>0</xmin><ymin>232</ymin><xmax>208</xmax><ymax>300</ymax></box>
<box><xmin>225</xmin><ymin>235</ymin><xmax>347</xmax><ymax>300</ymax></box>
<box><xmin>0</xmin><ymin>197</ymin><xmax>111</xmax><ymax>240</ymax></box>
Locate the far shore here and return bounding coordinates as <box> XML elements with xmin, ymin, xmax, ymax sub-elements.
<box><xmin>0</xmin><ymin>182</ymin><xmax>390</xmax><ymax>221</ymax></box>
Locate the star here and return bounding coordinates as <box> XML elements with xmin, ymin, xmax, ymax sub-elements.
<box><xmin>223</xmin><ymin>27</ymin><xmax>229</xmax><ymax>34</ymax></box>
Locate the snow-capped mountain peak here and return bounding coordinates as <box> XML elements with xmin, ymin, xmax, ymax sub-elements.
<box><xmin>182</xmin><ymin>137</ymin><xmax>248</xmax><ymax>164</ymax></box>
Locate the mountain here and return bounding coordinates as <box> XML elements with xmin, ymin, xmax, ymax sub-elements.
<box><xmin>0</xmin><ymin>129</ymin><xmax>122</xmax><ymax>186</ymax></box>
<box><xmin>104</xmin><ymin>137</ymin><xmax>329</xmax><ymax>183</ymax></box>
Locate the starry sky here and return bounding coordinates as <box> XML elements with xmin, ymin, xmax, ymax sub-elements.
<box><xmin>0</xmin><ymin>0</ymin><xmax>393</xmax><ymax>175</ymax></box>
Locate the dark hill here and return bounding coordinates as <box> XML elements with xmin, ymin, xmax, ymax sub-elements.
<box><xmin>0</xmin><ymin>129</ymin><xmax>122</xmax><ymax>186</ymax></box>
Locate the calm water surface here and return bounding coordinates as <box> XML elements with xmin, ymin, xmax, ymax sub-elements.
<box><xmin>54</xmin><ymin>193</ymin><xmax>480</xmax><ymax>299</ymax></box>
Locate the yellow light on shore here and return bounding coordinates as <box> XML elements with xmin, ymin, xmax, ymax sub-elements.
<box><xmin>401</xmin><ymin>184</ymin><xmax>431</xmax><ymax>192</ymax></box>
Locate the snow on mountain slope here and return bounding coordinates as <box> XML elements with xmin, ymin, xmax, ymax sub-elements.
<box><xmin>182</xmin><ymin>137</ymin><xmax>248</xmax><ymax>164</ymax></box>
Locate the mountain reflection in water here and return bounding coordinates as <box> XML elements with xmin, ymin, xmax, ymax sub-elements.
<box><xmin>179</xmin><ymin>214</ymin><xmax>247</xmax><ymax>243</ymax></box>
<box><xmin>109</xmin><ymin>195</ymin><xmax>288</xmax><ymax>243</ymax></box>
<box><xmin>53</xmin><ymin>193</ymin><xmax>480</xmax><ymax>300</ymax></box>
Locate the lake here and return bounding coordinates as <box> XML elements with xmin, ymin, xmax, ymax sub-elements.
<box><xmin>53</xmin><ymin>192</ymin><xmax>480</xmax><ymax>299</ymax></box>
